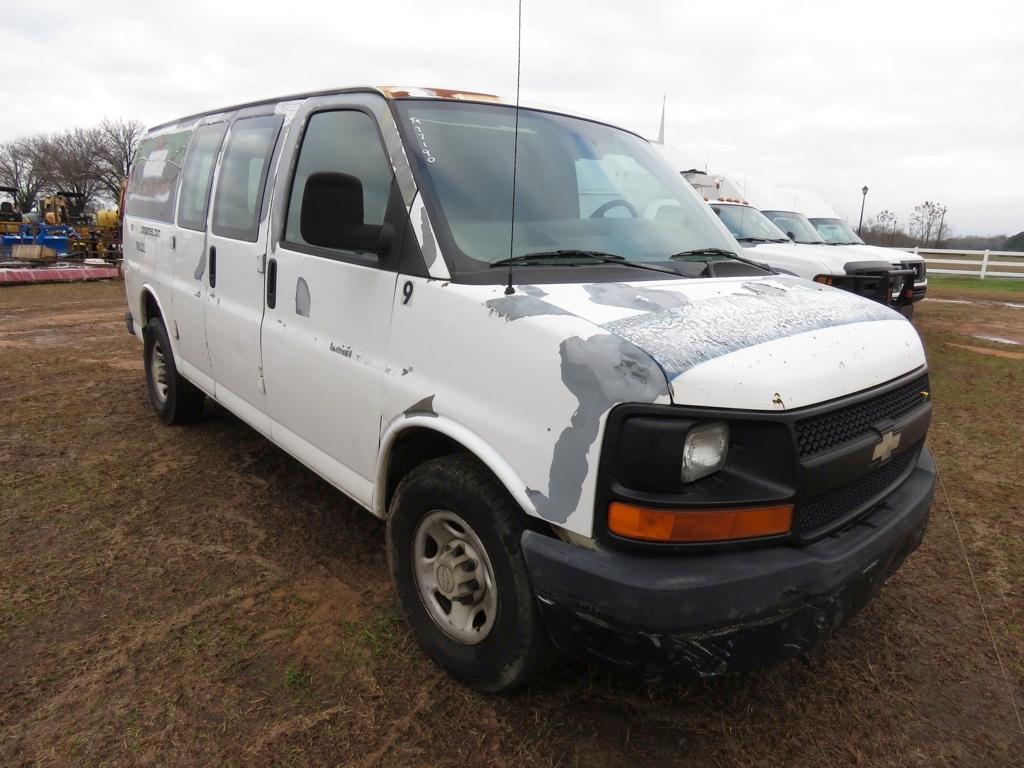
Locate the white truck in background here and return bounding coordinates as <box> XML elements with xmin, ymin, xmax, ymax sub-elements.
<box><xmin>783</xmin><ymin>187</ymin><xmax>927</xmax><ymax>307</ymax></box>
<box><xmin>654</xmin><ymin>150</ymin><xmax>915</xmax><ymax>312</ymax></box>
<box><xmin>720</xmin><ymin>174</ymin><xmax>925</xmax><ymax>317</ymax></box>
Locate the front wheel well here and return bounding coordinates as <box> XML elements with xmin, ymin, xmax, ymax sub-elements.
<box><xmin>382</xmin><ymin>427</ymin><xmax>553</xmax><ymax>537</ymax></box>
<box><xmin>384</xmin><ymin>428</ymin><xmax>465</xmax><ymax>513</ymax></box>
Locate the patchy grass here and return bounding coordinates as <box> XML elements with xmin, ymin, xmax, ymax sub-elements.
<box><xmin>926</xmin><ymin>275</ymin><xmax>1024</xmax><ymax>299</ymax></box>
<box><xmin>283</xmin><ymin>664</ymin><xmax>313</xmax><ymax>691</ymax></box>
<box><xmin>0</xmin><ymin>280</ymin><xmax>1021</xmax><ymax>767</ymax></box>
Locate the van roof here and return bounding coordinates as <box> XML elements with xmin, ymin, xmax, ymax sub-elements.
<box><xmin>780</xmin><ymin>187</ymin><xmax>840</xmax><ymax>219</ymax></box>
<box><xmin>147</xmin><ymin>85</ymin><xmax>505</xmax><ymax>132</ymax></box>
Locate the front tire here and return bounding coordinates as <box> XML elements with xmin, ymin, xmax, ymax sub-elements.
<box><xmin>387</xmin><ymin>455</ymin><xmax>553</xmax><ymax>692</ymax></box>
<box><xmin>143</xmin><ymin>317</ymin><xmax>205</xmax><ymax>425</ymax></box>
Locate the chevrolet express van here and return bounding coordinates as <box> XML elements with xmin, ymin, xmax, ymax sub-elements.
<box><xmin>123</xmin><ymin>87</ymin><xmax>935</xmax><ymax>691</ymax></box>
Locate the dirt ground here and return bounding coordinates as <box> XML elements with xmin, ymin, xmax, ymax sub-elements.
<box><xmin>1</xmin><ymin>279</ymin><xmax>1022</xmax><ymax>767</ymax></box>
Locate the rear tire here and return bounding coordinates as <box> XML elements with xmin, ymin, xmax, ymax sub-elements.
<box><xmin>387</xmin><ymin>455</ymin><xmax>553</xmax><ymax>692</ymax></box>
<box><xmin>143</xmin><ymin>317</ymin><xmax>205</xmax><ymax>425</ymax></box>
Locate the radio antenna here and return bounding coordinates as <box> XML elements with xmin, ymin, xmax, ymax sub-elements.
<box><xmin>504</xmin><ymin>0</ymin><xmax>523</xmax><ymax>296</ymax></box>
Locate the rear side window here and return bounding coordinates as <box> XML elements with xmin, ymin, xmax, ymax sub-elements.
<box><xmin>284</xmin><ymin>110</ymin><xmax>392</xmax><ymax>249</ymax></box>
<box><xmin>125</xmin><ymin>129</ymin><xmax>192</xmax><ymax>223</ymax></box>
<box><xmin>212</xmin><ymin>116</ymin><xmax>282</xmax><ymax>241</ymax></box>
<box><xmin>177</xmin><ymin>122</ymin><xmax>228</xmax><ymax>231</ymax></box>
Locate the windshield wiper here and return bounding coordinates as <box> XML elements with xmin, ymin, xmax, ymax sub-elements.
<box><xmin>490</xmin><ymin>249</ymin><xmax>681</xmax><ymax>278</ymax></box>
<box><xmin>668</xmin><ymin>248</ymin><xmax>775</xmax><ymax>274</ymax></box>
<box><xmin>737</xmin><ymin>236</ymin><xmax>791</xmax><ymax>244</ymax></box>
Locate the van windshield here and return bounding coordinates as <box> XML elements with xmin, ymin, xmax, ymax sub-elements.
<box><xmin>761</xmin><ymin>210</ymin><xmax>827</xmax><ymax>245</ymax></box>
<box><xmin>395</xmin><ymin>100</ymin><xmax>738</xmax><ymax>276</ymax></box>
<box><xmin>810</xmin><ymin>217</ymin><xmax>865</xmax><ymax>245</ymax></box>
<box><xmin>711</xmin><ymin>204</ymin><xmax>790</xmax><ymax>243</ymax></box>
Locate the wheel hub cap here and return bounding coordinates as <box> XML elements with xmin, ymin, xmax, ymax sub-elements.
<box><xmin>151</xmin><ymin>341</ymin><xmax>169</xmax><ymax>404</ymax></box>
<box><xmin>412</xmin><ymin>510</ymin><xmax>498</xmax><ymax>644</ymax></box>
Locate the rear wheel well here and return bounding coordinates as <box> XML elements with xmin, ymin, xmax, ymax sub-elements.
<box><xmin>142</xmin><ymin>290</ymin><xmax>161</xmax><ymax>325</ymax></box>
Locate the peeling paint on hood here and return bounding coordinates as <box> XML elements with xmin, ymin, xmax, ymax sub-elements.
<box><xmin>599</xmin><ymin>277</ymin><xmax>897</xmax><ymax>379</ymax></box>
<box><xmin>488</xmin><ymin>275</ymin><xmax>925</xmax><ymax>411</ymax></box>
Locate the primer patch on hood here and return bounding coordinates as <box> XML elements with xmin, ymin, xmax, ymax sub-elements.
<box><xmin>485</xmin><ymin>294</ymin><xmax>575</xmax><ymax>322</ymax></box>
<box><xmin>601</xmin><ymin>281</ymin><xmax>898</xmax><ymax>379</ymax></box>
<box><xmin>584</xmin><ymin>282</ymin><xmax>690</xmax><ymax>312</ymax></box>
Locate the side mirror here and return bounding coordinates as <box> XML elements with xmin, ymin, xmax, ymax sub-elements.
<box><xmin>300</xmin><ymin>171</ymin><xmax>392</xmax><ymax>256</ymax></box>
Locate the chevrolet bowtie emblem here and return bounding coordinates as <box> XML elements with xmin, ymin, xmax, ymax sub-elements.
<box><xmin>920</xmin><ymin>390</ymin><xmax>930</xmax><ymax>399</ymax></box>
<box><xmin>872</xmin><ymin>430</ymin><xmax>902</xmax><ymax>462</ymax></box>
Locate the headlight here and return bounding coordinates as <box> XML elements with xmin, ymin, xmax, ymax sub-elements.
<box><xmin>681</xmin><ymin>421</ymin><xmax>729</xmax><ymax>483</ymax></box>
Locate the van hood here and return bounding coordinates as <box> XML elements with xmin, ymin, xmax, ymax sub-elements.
<box><xmin>829</xmin><ymin>242</ymin><xmax>924</xmax><ymax>266</ymax></box>
<box><xmin>740</xmin><ymin>240</ymin><xmax>853</xmax><ymax>278</ymax></box>
<box><xmin>507</xmin><ymin>275</ymin><xmax>924</xmax><ymax>411</ymax></box>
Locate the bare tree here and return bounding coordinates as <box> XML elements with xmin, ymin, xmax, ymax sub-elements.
<box><xmin>0</xmin><ymin>137</ymin><xmax>47</xmax><ymax>211</ymax></box>
<box><xmin>31</xmin><ymin>127</ymin><xmax>108</xmax><ymax>208</ymax></box>
<box><xmin>933</xmin><ymin>205</ymin><xmax>948</xmax><ymax>247</ymax></box>
<box><xmin>876</xmin><ymin>209</ymin><xmax>899</xmax><ymax>245</ymax></box>
<box><xmin>910</xmin><ymin>201</ymin><xmax>948</xmax><ymax>247</ymax></box>
<box><xmin>96</xmin><ymin>118</ymin><xmax>146</xmax><ymax>204</ymax></box>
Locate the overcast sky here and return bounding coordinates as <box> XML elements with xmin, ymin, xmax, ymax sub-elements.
<box><xmin>6</xmin><ymin>0</ymin><xmax>1022</xmax><ymax>235</ymax></box>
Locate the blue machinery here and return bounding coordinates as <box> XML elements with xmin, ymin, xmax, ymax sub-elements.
<box><xmin>0</xmin><ymin>223</ymin><xmax>80</xmax><ymax>261</ymax></box>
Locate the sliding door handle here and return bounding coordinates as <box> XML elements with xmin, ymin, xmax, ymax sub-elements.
<box><xmin>209</xmin><ymin>246</ymin><xmax>217</xmax><ymax>288</ymax></box>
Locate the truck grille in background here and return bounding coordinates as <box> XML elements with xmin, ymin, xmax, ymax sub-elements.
<box><xmin>834</xmin><ymin>269</ymin><xmax>892</xmax><ymax>304</ymax></box>
<box><xmin>795</xmin><ymin>441</ymin><xmax>923</xmax><ymax>538</ymax></box>
<box><xmin>903</xmin><ymin>261</ymin><xmax>927</xmax><ymax>282</ymax></box>
<box><xmin>794</xmin><ymin>374</ymin><xmax>930</xmax><ymax>458</ymax></box>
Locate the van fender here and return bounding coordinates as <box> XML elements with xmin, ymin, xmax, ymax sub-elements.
<box><xmin>373</xmin><ymin>413</ymin><xmax>537</xmax><ymax>521</ymax></box>
<box><xmin>138</xmin><ymin>283</ymin><xmax>179</xmax><ymax>361</ymax></box>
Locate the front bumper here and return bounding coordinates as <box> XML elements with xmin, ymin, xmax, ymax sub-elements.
<box><xmin>523</xmin><ymin>448</ymin><xmax>935</xmax><ymax>679</ymax></box>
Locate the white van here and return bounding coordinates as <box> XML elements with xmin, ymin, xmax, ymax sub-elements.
<box><xmin>783</xmin><ymin>187</ymin><xmax>928</xmax><ymax>307</ymax></box>
<box><xmin>123</xmin><ymin>86</ymin><xmax>935</xmax><ymax>691</ymax></box>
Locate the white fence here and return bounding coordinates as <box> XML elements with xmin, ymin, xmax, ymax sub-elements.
<box><xmin>886</xmin><ymin>247</ymin><xmax>1024</xmax><ymax>279</ymax></box>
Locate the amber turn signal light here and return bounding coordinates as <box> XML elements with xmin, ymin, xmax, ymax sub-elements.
<box><xmin>607</xmin><ymin>501</ymin><xmax>793</xmax><ymax>543</ymax></box>
<box><xmin>813</xmin><ymin>275</ymin><xmax>833</xmax><ymax>286</ymax></box>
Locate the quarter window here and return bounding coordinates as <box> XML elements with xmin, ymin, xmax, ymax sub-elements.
<box><xmin>177</xmin><ymin>122</ymin><xmax>227</xmax><ymax>232</ymax></box>
<box><xmin>212</xmin><ymin>116</ymin><xmax>281</xmax><ymax>241</ymax></box>
<box><xmin>285</xmin><ymin>110</ymin><xmax>393</xmax><ymax>250</ymax></box>
<box><xmin>125</xmin><ymin>129</ymin><xmax>192</xmax><ymax>223</ymax></box>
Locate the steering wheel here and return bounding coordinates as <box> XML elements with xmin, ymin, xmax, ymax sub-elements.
<box><xmin>590</xmin><ymin>199</ymin><xmax>639</xmax><ymax>218</ymax></box>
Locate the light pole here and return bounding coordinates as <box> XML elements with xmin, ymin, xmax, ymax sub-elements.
<box><xmin>858</xmin><ymin>186</ymin><xmax>869</xmax><ymax>236</ymax></box>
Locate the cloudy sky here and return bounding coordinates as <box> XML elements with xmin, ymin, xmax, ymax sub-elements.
<box><xmin>6</xmin><ymin>0</ymin><xmax>1022</xmax><ymax>235</ymax></box>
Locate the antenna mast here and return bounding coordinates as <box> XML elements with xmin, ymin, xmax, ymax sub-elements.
<box><xmin>504</xmin><ymin>0</ymin><xmax>523</xmax><ymax>296</ymax></box>
<box><xmin>657</xmin><ymin>94</ymin><xmax>665</xmax><ymax>144</ymax></box>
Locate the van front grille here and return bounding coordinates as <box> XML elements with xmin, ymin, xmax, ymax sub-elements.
<box><xmin>795</xmin><ymin>441</ymin><xmax>922</xmax><ymax>538</ymax></box>
<box><xmin>794</xmin><ymin>375</ymin><xmax>930</xmax><ymax>458</ymax></box>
